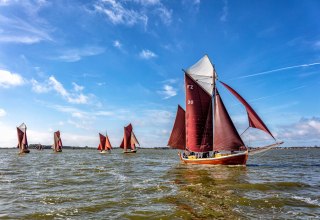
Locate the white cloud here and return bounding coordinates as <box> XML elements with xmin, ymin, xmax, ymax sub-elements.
<box><xmin>0</xmin><ymin>70</ymin><xmax>24</xmax><ymax>88</ymax></box>
<box><xmin>72</xmin><ymin>82</ymin><xmax>84</xmax><ymax>92</ymax></box>
<box><xmin>55</xmin><ymin>46</ymin><xmax>105</xmax><ymax>62</ymax></box>
<box><xmin>94</xmin><ymin>0</ymin><xmax>172</xmax><ymax>28</ymax></box>
<box><xmin>113</xmin><ymin>40</ymin><xmax>122</xmax><ymax>48</ymax></box>
<box><xmin>139</xmin><ymin>49</ymin><xmax>157</xmax><ymax>59</ymax></box>
<box><xmin>0</xmin><ymin>12</ymin><xmax>52</xmax><ymax>44</ymax></box>
<box><xmin>94</xmin><ymin>0</ymin><xmax>148</xmax><ymax>27</ymax></box>
<box><xmin>158</xmin><ymin>84</ymin><xmax>177</xmax><ymax>99</ymax></box>
<box><xmin>278</xmin><ymin>117</ymin><xmax>320</xmax><ymax>141</ymax></box>
<box><xmin>157</xmin><ymin>5</ymin><xmax>172</xmax><ymax>25</ymax></box>
<box><xmin>220</xmin><ymin>0</ymin><xmax>228</xmax><ymax>22</ymax></box>
<box><xmin>31</xmin><ymin>78</ymin><xmax>50</xmax><ymax>93</ymax></box>
<box><xmin>31</xmin><ymin>76</ymin><xmax>89</xmax><ymax>104</ymax></box>
<box><xmin>0</xmin><ymin>108</ymin><xmax>6</xmax><ymax>117</ymax></box>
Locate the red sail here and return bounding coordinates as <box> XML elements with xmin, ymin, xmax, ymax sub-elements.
<box><xmin>17</xmin><ymin>123</ymin><xmax>28</xmax><ymax>150</ymax></box>
<box><xmin>130</xmin><ymin>131</ymin><xmax>139</xmax><ymax>150</ymax></box>
<box><xmin>185</xmin><ymin>73</ymin><xmax>213</xmax><ymax>152</ymax></box>
<box><xmin>98</xmin><ymin>133</ymin><xmax>106</xmax><ymax>150</ymax></box>
<box><xmin>54</xmin><ymin>131</ymin><xmax>63</xmax><ymax>150</ymax></box>
<box><xmin>105</xmin><ymin>135</ymin><xmax>112</xmax><ymax>150</ymax></box>
<box><xmin>167</xmin><ymin>105</ymin><xmax>186</xmax><ymax>150</ymax></box>
<box><xmin>17</xmin><ymin>128</ymin><xmax>24</xmax><ymax>149</ymax></box>
<box><xmin>120</xmin><ymin>123</ymin><xmax>133</xmax><ymax>150</ymax></box>
<box><xmin>214</xmin><ymin>89</ymin><xmax>244</xmax><ymax>151</ymax></box>
<box><xmin>220</xmin><ymin>81</ymin><xmax>275</xmax><ymax>140</ymax></box>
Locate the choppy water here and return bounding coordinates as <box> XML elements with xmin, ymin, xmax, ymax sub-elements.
<box><xmin>0</xmin><ymin>148</ymin><xmax>319</xmax><ymax>219</ymax></box>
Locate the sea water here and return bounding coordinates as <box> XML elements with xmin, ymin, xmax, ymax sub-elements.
<box><xmin>0</xmin><ymin>148</ymin><xmax>319</xmax><ymax>219</ymax></box>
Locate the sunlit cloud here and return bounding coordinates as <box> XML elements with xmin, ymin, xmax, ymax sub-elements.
<box><xmin>0</xmin><ymin>69</ymin><xmax>24</xmax><ymax>88</ymax></box>
<box><xmin>139</xmin><ymin>49</ymin><xmax>157</xmax><ymax>59</ymax></box>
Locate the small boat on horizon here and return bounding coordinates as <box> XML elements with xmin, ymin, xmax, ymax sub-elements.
<box><xmin>168</xmin><ymin>55</ymin><xmax>283</xmax><ymax>165</ymax></box>
<box><xmin>17</xmin><ymin>123</ymin><xmax>30</xmax><ymax>154</ymax></box>
<box><xmin>120</xmin><ymin>123</ymin><xmax>140</xmax><ymax>153</ymax></box>
<box><xmin>97</xmin><ymin>132</ymin><xmax>112</xmax><ymax>154</ymax></box>
<box><xmin>53</xmin><ymin>130</ymin><xmax>63</xmax><ymax>152</ymax></box>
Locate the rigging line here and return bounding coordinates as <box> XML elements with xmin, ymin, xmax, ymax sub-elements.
<box><xmin>240</xmin><ymin>126</ymin><xmax>250</xmax><ymax>137</ymax></box>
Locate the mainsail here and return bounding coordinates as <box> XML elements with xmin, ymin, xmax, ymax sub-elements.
<box><xmin>185</xmin><ymin>73</ymin><xmax>213</xmax><ymax>152</ymax></box>
<box><xmin>53</xmin><ymin>130</ymin><xmax>63</xmax><ymax>151</ymax></box>
<box><xmin>17</xmin><ymin>123</ymin><xmax>28</xmax><ymax>151</ymax></box>
<box><xmin>167</xmin><ymin>105</ymin><xmax>186</xmax><ymax>150</ymax></box>
<box><xmin>120</xmin><ymin>123</ymin><xmax>139</xmax><ymax>151</ymax></box>
<box><xmin>219</xmin><ymin>81</ymin><xmax>275</xmax><ymax>140</ymax></box>
<box><xmin>98</xmin><ymin>133</ymin><xmax>106</xmax><ymax>150</ymax></box>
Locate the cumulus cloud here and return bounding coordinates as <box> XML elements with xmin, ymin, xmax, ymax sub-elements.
<box><xmin>139</xmin><ymin>49</ymin><xmax>157</xmax><ymax>59</ymax></box>
<box><xmin>278</xmin><ymin>117</ymin><xmax>320</xmax><ymax>141</ymax></box>
<box><xmin>0</xmin><ymin>70</ymin><xmax>24</xmax><ymax>88</ymax></box>
<box><xmin>31</xmin><ymin>76</ymin><xmax>89</xmax><ymax>104</ymax></box>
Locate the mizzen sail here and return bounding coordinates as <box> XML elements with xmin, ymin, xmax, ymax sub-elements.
<box><xmin>167</xmin><ymin>105</ymin><xmax>186</xmax><ymax>150</ymax></box>
<box><xmin>220</xmin><ymin>81</ymin><xmax>275</xmax><ymax>140</ymax></box>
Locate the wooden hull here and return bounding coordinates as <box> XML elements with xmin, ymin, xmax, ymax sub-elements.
<box><xmin>19</xmin><ymin>149</ymin><xmax>30</xmax><ymax>154</ymax></box>
<box><xmin>54</xmin><ymin>149</ymin><xmax>62</xmax><ymax>153</ymax></box>
<box><xmin>123</xmin><ymin>150</ymin><xmax>137</xmax><ymax>154</ymax></box>
<box><xmin>179</xmin><ymin>151</ymin><xmax>248</xmax><ymax>165</ymax></box>
<box><xmin>100</xmin><ymin>150</ymin><xmax>108</xmax><ymax>154</ymax></box>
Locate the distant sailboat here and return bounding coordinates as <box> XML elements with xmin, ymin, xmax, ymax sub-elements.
<box><xmin>168</xmin><ymin>55</ymin><xmax>283</xmax><ymax>165</ymax></box>
<box><xmin>120</xmin><ymin>123</ymin><xmax>140</xmax><ymax>153</ymax></box>
<box><xmin>17</xmin><ymin>123</ymin><xmax>30</xmax><ymax>154</ymax></box>
<box><xmin>53</xmin><ymin>130</ymin><xmax>63</xmax><ymax>152</ymax></box>
<box><xmin>98</xmin><ymin>132</ymin><xmax>112</xmax><ymax>154</ymax></box>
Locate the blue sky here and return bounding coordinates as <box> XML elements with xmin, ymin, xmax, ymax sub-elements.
<box><xmin>0</xmin><ymin>0</ymin><xmax>319</xmax><ymax>148</ymax></box>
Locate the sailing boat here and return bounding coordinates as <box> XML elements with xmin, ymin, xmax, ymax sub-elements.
<box><xmin>97</xmin><ymin>132</ymin><xmax>112</xmax><ymax>154</ymax></box>
<box><xmin>53</xmin><ymin>130</ymin><xmax>63</xmax><ymax>152</ymax></box>
<box><xmin>120</xmin><ymin>123</ymin><xmax>140</xmax><ymax>153</ymax></box>
<box><xmin>17</xmin><ymin>123</ymin><xmax>30</xmax><ymax>154</ymax></box>
<box><xmin>168</xmin><ymin>55</ymin><xmax>283</xmax><ymax>165</ymax></box>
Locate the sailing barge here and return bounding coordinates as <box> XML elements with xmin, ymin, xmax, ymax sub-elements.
<box><xmin>17</xmin><ymin>123</ymin><xmax>30</xmax><ymax>154</ymax></box>
<box><xmin>53</xmin><ymin>130</ymin><xmax>63</xmax><ymax>152</ymax></box>
<box><xmin>98</xmin><ymin>133</ymin><xmax>112</xmax><ymax>154</ymax></box>
<box><xmin>168</xmin><ymin>55</ymin><xmax>283</xmax><ymax>165</ymax></box>
<box><xmin>120</xmin><ymin>123</ymin><xmax>140</xmax><ymax>153</ymax></box>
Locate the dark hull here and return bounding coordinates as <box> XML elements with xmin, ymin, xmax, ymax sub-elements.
<box><xmin>179</xmin><ymin>151</ymin><xmax>248</xmax><ymax>165</ymax></box>
<box><xmin>123</xmin><ymin>150</ymin><xmax>137</xmax><ymax>154</ymax></box>
<box><xmin>19</xmin><ymin>149</ymin><xmax>30</xmax><ymax>154</ymax></box>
